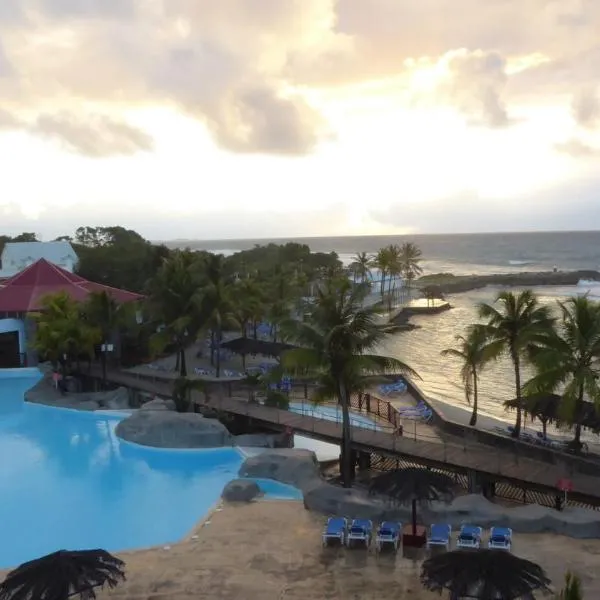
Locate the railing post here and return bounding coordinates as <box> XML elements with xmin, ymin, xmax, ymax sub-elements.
<box><xmin>366</xmin><ymin>393</ymin><xmax>371</xmax><ymax>413</ymax></box>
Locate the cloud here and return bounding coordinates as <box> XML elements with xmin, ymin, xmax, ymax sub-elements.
<box><xmin>438</xmin><ymin>50</ymin><xmax>511</xmax><ymax>127</ymax></box>
<box><xmin>31</xmin><ymin>113</ymin><xmax>154</xmax><ymax>157</ymax></box>
<box><xmin>369</xmin><ymin>176</ymin><xmax>600</xmax><ymax>233</ymax></box>
<box><xmin>554</xmin><ymin>138</ymin><xmax>600</xmax><ymax>158</ymax></box>
<box><xmin>572</xmin><ymin>88</ymin><xmax>600</xmax><ymax>129</ymax></box>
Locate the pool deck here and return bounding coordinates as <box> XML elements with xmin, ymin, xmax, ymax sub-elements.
<box><xmin>85</xmin><ymin>501</ymin><xmax>600</xmax><ymax>599</ymax></box>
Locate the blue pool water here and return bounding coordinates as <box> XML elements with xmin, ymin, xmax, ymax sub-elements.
<box><xmin>0</xmin><ymin>371</ymin><xmax>300</xmax><ymax>568</ymax></box>
<box><xmin>289</xmin><ymin>401</ymin><xmax>381</xmax><ymax>430</ymax></box>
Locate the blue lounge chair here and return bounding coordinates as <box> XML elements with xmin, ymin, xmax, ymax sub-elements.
<box><xmin>322</xmin><ymin>517</ymin><xmax>347</xmax><ymax>546</ymax></box>
<box><xmin>376</xmin><ymin>521</ymin><xmax>402</xmax><ymax>552</ymax></box>
<box><xmin>427</xmin><ymin>524</ymin><xmax>452</xmax><ymax>549</ymax></box>
<box><xmin>488</xmin><ymin>527</ymin><xmax>512</xmax><ymax>551</ymax></box>
<box><xmin>456</xmin><ymin>524</ymin><xmax>483</xmax><ymax>549</ymax></box>
<box><xmin>346</xmin><ymin>519</ymin><xmax>373</xmax><ymax>548</ymax></box>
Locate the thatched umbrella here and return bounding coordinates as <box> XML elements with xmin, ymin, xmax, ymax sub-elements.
<box><xmin>0</xmin><ymin>549</ymin><xmax>126</xmax><ymax>600</ymax></box>
<box><xmin>421</xmin><ymin>549</ymin><xmax>552</xmax><ymax>599</ymax></box>
<box><xmin>219</xmin><ymin>337</ymin><xmax>295</xmax><ymax>359</ymax></box>
<box><xmin>503</xmin><ymin>394</ymin><xmax>562</xmax><ymax>439</ymax></box>
<box><xmin>369</xmin><ymin>467</ymin><xmax>455</xmax><ymax>536</ymax></box>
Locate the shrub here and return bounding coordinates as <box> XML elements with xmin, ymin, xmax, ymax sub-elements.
<box><xmin>264</xmin><ymin>390</ymin><xmax>290</xmax><ymax>409</ymax></box>
<box><xmin>556</xmin><ymin>572</ymin><xmax>583</xmax><ymax>600</ymax></box>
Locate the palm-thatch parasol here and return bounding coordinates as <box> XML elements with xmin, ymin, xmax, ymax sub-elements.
<box><xmin>369</xmin><ymin>467</ymin><xmax>455</xmax><ymax>536</ymax></box>
<box><xmin>421</xmin><ymin>548</ymin><xmax>552</xmax><ymax>599</ymax></box>
<box><xmin>219</xmin><ymin>337</ymin><xmax>295</xmax><ymax>358</ymax></box>
<box><xmin>0</xmin><ymin>549</ymin><xmax>126</xmax><ymax>600</ymax></box>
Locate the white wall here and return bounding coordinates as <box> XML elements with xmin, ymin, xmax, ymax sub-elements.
<box><xmin>0</xmin><ymin>318</ymin><xmax>26</xmax><ymax>354</ymax></box>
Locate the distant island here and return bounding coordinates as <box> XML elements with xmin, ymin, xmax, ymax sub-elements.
<box><xmin>416</xmin><ymin>270</ymin><xmax>600</xmax><ymax>295</ymax></box>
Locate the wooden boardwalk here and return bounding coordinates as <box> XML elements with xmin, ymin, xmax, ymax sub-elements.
<box><xmin>96</xmin><ymin>367</ymin><xmax>600</xmax><ymax>501</ymax></box>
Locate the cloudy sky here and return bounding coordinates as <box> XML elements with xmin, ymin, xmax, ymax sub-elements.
<box><xmin>1</xmin><ymin>0</ymin><xmax>600</xmax><ymax>240</ymax></box>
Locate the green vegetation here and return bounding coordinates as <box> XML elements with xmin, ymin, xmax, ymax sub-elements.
<box><xmin>445</xmin><ymin>289</ymin><xmax>600</xmax><ymax>449</ymax></box>
<box><xmin>556</xmin><ymin>571</ymin><xmax>583</xmax><ymax>600</ymax></box>
<box><xmin>441</xmin><ymin>326</ymin><xmax>489</xmax><ymax>426</ymax></box>
<box><xmin>280</xmin><ymin>278</ymin><xmax>418</xmax><ymax>487</ymax></box>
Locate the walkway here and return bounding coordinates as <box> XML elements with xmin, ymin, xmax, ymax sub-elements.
<box><xmin>94</xmin><ymin>367</ymin><xmax>600</xmax><ymax>502</ymax></box>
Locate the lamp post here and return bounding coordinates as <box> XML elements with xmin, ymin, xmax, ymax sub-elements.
<box><xmin>100</xmin><ymin>342</ymin><xmax>114</xmax><ymax>386</ymax></box>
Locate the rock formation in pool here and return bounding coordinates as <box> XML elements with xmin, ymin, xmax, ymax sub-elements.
<box><xmin>25</xmin><ymin>363</ymin><xmax>130</xmax><ymax>411</ymax></box>
<box><xmin>115</xmin><ymin>410</ymin><xmax>235</xmax><ymax>448</ymax></box>
<box><xmin>222</xmin><ymin>479</ymin><xmax>262</xmax><ymax>502</ymax></box>
<box><xmin>240</xmin><ymin>449</ymin><xmax>600</xmax><ymax>539</ymax></box>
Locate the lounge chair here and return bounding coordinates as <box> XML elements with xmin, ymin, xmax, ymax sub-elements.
<box><xmin>375</xmin><ymin>521</ymin><xmax>402</xmax><ymax>552</ymax></box>
<box><xmin>322</xmin><ymin>517</ymin><xmax>347</xmax><ymax>546</ymax></box>
<box><xmin>427</xmin><ymin>524</ymin><xmax>452</xmax><ymax>549</ymax></box>
<box><xmin>488</xmin><ymin>527</ymin><xmax>512</xmax><ymax>551</ymax></box>
<box><xmin>346</xmin><ymin>519</ymin><xmax>373</xmax><ymax>548</ymax></box>
<box><xmin>456</xmin><ymin>524</ymin><xmax>483</xmax><ymax>549</ymax></box>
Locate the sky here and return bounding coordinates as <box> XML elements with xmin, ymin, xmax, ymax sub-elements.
<box><xmin>1</xmin><ymin>0</ymin><xmax>600</xmax><ymax>241</ymax></box>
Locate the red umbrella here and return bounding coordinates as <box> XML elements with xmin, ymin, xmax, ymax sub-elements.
<box><xmin>557</xmin><ymin>478</ymin><xmax>574</xmax><ymax>506</ymax></box>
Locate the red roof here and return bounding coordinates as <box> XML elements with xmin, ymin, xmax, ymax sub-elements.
<box><xmin>0</xmin><ymin>258</ymin><xmax>144</xmax><ymax>312</ymax></box>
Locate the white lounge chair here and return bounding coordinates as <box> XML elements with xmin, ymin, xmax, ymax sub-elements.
<box><xmin>427</xmin><ymin>524</ymin><xmax>452</xmax><ymax>550</ymax></box>
<box><xmin>456</xmin><ymin>524</ymin><xmax>482</xmax><ymax>549</ymax></box>
<box><xmin>322</xmin><ymin>517</ymin><xmax>347</xmax><ymax>546</ymax></box>
<box><xmin>488</xmin><ymin>527</ymin><xmax>512</xmax><ymax>551</ymax></box>
<box><xmin>376</xmin><ymin>521</ymin><xmax>402</xmax><ymax>552</ymax></box>
<box><xmin>346</xmin><ymin>519</ymin><xmax>373</xmax><ymax>548</ymax></box>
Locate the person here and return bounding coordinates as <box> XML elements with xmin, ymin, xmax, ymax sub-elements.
<box><xmin>555</xmin><ymin>494</ymin><xmax>564</xmax><ymax>511</ymax></box>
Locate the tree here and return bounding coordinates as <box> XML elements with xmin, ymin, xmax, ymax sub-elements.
<box><xmin>280</xmin><ymin>279</ymin><xmax>418</xmax><ymax>487</ymax></box>
<box><xmin>421</xmin><ymin>549</ymin><xmax>552</xmax><ymax>599</ymax></box>
<box><xmin>172</xmin><ymin>377</ymin><xmax>206</xmax><ymax>413</ymax></box>
<box><xmin>349</xmin><ymin>252</ymin><xmax>372</xmax><ymax>283</ymax></box>
<box><xmin>399</xmin><ymin>241</ymin><xmax>423</xmax><ymax>288</ymax></box>
<box><xmin>525</xmin><ymin>296</ymin><xmax>600</xmax><ymax>451</ymax></box>
<box><xmin>198</xmin><ymin>253</ymin><xmax>238</xmax><ymax>377</ymax></box>
<box><xmin>0</xmin><ymin>549</ymin><xmax>126</xmax><ymax>600</ymax></box>
<box><xmin>231</xmin><ymin>279</ymin><xmax>264</xmax><ymax>370</ymax></box>
<box><xmin>31</xmin><ymin>292</ymin><xmax>99</xmax><ymax>376</ymax></box>
<box><xmin>478</xmin><ymin>290</ymin><xmax>554</xmax><ymax>438</ymax></box>
<box><xmin>83</xmin><ymin>291</ymin><xmax>125</xmax><ymax>384</ymax></box>
<box><xmin>441</xmin><ymin>325</ymin><xmax>490</xmax><ymax>426</ymax></box>
<box><xmin>146</xmin><ymin>251</ymin><xmax>203</xmax><ymax>377</ymax></box>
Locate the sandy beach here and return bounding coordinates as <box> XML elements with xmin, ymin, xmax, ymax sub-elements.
<box><xmin>46</xmin><ymin>501</ymin><xmax>600</xmax><ymax>599</ymax></box>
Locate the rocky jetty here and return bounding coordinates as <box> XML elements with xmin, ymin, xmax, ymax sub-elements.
<box><xmin>239</xmin><ymin>449</ymin><xmax>600</xmax><ymax>539</ymax></box>
<box><xmin>418</xmin><ymin>269</ymin><xmax>600</xmax><ymax>295</ymax></box>
<box><xmin>25</xmin><ymin>364</ymin><xmax>130</xmax><ymax>411</ymax></box>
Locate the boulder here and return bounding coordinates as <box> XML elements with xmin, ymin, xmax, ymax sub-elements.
<box><xmin>25</xmin><ymin>369</ymin><xmax>130</xmax><ymax>411</ymax></box>
<box><xmin>222</xmin><ymin>479</ymin><xmax>262</xmax><ymax>502</ymax></box>
<box><xmin>115</xmin><ymin>410</ymin><xmax>235</xmax><ymax>448</ymax></box>
<box><xmin>238</xmin><ymin>449</ymin><xmax>321</xmax><ymax>489</ymax></box>
<box><xmin>140</xmin><ymin>397</ymin><xmax>176</xmax><ymax>411</ymax></box>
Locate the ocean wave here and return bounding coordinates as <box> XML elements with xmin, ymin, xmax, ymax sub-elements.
<box><xmin>578</xmin><ymin>279</ymin><xmax>600</xmax><ymax>287</ymax></box>
<box><xmin>508</xmin><ymin>260</ymin><xmax>534</xmax><ymax>266</ymax></box>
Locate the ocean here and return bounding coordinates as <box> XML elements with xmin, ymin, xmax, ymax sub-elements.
<box><xmin>173</xmin><ymin>231</ymin><xmax>600</xmax><ymax>432</ymax></box>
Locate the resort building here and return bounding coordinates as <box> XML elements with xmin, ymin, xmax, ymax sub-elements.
<box><xmin>0</xmin><ymin>241</ymin><xmax>78</xmax><ymax>279</ymax></box>
<box><xmin>0</xmin><ymin>259</ymin><xmax>142</xmax><ymax>368</ymax></box>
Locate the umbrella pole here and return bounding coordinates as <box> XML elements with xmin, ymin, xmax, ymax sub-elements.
<box><xmin>411</xmin><ymin>498</ymin><xmax>417</xmax><ymax>537</ymax></box>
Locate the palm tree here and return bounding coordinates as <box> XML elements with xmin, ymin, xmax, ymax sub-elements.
<box><xmin>525</xmin><ymin>296</ymin><xmax>600</xmax><ymax>451</ymax></box>
<box><xmin>0</xmin><ymin>549</ymin><xmax>126</xmax><ymax>600</ymax></box>
<box><xmin>83</xmin><ymin>291</ymin><xmax>125</xmax><ymax>383</ymax></box>
<box><xmin>280</xmin><ymin>278</ymin><xmax>419</xmax><ymax>487</ymax></box>
<box><xmin>146</xmin><ymin>251</ymin><xmax>202</xmax><ymax>377</ymax></box>
<box><xmin>349</xmin><ymin>252</ymin><xmax>372</xmax><ymax>284</ymax></box>
<box><xmin>198</xmin><ymin>253</ymin><xmax>238</xmax><ymax>377</ymax></box>
<box><xmin>421</xmin><ymin>549</ymin><xmax>551</xmax><ymax>599</ymax></box>
<box><xmin>478</xmin><ymin>290</ymin><xmax>554</xmax><ymax>438</ymax></box>
<box><xmin>31</xmin><ymin>292</ymin><xmax>99</xmax><ymax>377</ymax></box>
<box><xmin>399</xmin><ymin>241</ymin><xmax>423</xmax><ymax>289</ymax></box>
<box><xmin>441</xmin><ymin>325</ymin><xmax>490</xmax><ymax>426</ymax></box>
<box><xmin>371</xmin><ymin>247</ymin><xmax>392</xmax><ymax>304</ymax></box>
<box><xmin>172</xmin><ymin>377</ymin><xmax>206</xmax><ymax>412</ymax></box>
<box><xmin>232</xmin><ymin>279</ymin><xmax>264</xmax><ymax>370</ymax></box>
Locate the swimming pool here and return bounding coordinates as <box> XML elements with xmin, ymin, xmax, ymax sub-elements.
<box><xmin>288</xmin><ymin>401</ymin><xmax>381</xmax><ymax>430</ymax></box>
<box><xmin>288</xmin><ymin>401</ymin><xmax>381</xmax><ymax>461</ymax></box>
<box><xmin>0</xmin><ymin>371</ymin><xmax>300</xmax><ymax>568</ymax></box>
